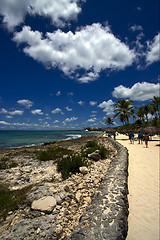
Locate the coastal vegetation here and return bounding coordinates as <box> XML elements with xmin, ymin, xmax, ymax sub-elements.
<box><xmin>81</xmin><ymin>140</ymin><xmax>110</xmax><ymax>159</ymax></box>
<box><xmin>105</xmin><ymin>96</ymin><xmax>160</xmax><ymax>131</ymax></box>
<box><xmin>0</xmin><ymin>157</ymin><xmax>17</xmax><ymax>169</ymax></box>
<box><xmin>57</xmin><ymin>154</ymin><xmax>88</xmax><ymax>180</ymax></box>
<box><xmin>57</xmin><ymin>140</ymin><xmax>110</xmax><ymax>179</ymax></box>
<box><xmin>114</xmin><ymin>99</ymin><xmax>136</xmax><ymax>126</ymax></box>
<box><xmin>36</xmin><ymin>147</ymin><xmax>73</xmax><ymax>161</ymax></box>
<box><xmin>0</xmin><ymin>184</ymin><xmax>32</xmax><ymax>221</ymax></box>
<box><xmin>105</xmin><ymin>117</ymin><xmax>114</xmax><ymax>127</ymax></box>
<box><xmin>34</xmin><ymin>139</ymin><xmax>111</xmax><ymax>180</ymax></box>
<box><xmin>84</xmin><ymin>97</ymin><xmax>159</xmax><ymax>135</ymax></box>
<box><xmin>84</xmin><ymin>97</ymin><xmax>159</xmax><ymax>133</ymax></box>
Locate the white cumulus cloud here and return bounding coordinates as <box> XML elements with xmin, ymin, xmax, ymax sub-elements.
<box><xmin>13</xmin><ymin>23</ymin><xmax>135</xmax><ymax>83</ymax></box>
<box><xmin>0</xmin><ymin>0</ymin><xmax>84</xmax><ymax>31</ymax></box>
<box><xmin>146</xmin><ymin>33</ymin><xmax>160</xmax><ymax>65</ymax></box>
<box><xmin>56</xmin><ymin>91</ymin><xmax>61</xmax><ymax>96</ymax></box>
<box><xmin>0</xmin><ymin>121</ymin><xmax>10</xmax><ymax>125</ymax></box>
<box><xmin>87</xmin><ymin>117</ymin><xmax>97</xmax><ymax>122</ymax></box>
<box><xmin>9</xmin><ymin>110</ymin><xmax>24</xmax><ymax>115</ymax></box>
<box><xmin>98</xmin><ymin>100</ymin><xmax>115</xmax><ymax>116</ymax></box>
<box><xmin>0</xmin><ymin>108</ymin><xmax>24</xmax><ymax>115</ymax></box>
<box><xmin>17</xmin><ymin>99</ymin><xmax>34</xmax><ymax>108</ymax></box>
<box><xmin>6</xmin><ymin>115</ymin><xmax>13</xmax><ymax>119</ymax></box>
<box><xmin>89</xmin><ymin>101</ymin><xmax>97</xmax><ymax>106</ymax></box>
<box><xmin>63</xmin><ymin>117</ymin><xmax>78</xmax><ymax>124</ymax></box>
<box><xmin>112</xmin><ymin>82</ymin><xmax>159</xmax><ymax>101</ymax></box>
<box><xmin>78</xmin><ymin>101</ymin><xmax>85</xmax><ymax>105</ymax></box>
<box><xmin>0</xmin><ymin>108</ymin><xmax>8</xmax><ymax>114</ymax></box>
<box><xmin>31</xmin><ymin>109</ymin><xmax>43</xmax><ymax>115</ymax></box>
<box><xmin>51</xmin><ymin>108</ymin><xmax>64</xmax><ymax>114</ymax></box>
<box><xmin>129</xmin><ymin>25</ymin><xmax>143</xmax><ymax>32</ymax></box>
<box><xmin>66</xmin><ymin>106</ymin><xmax>72</xmax><ymax>111</ymax></box>
<box><xmin>53</xmin><ymin>120</ymin><xmax>59</xmax><ymax>123</ymax></box>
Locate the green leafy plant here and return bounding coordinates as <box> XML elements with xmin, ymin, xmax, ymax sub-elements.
<box><xmin>57</xmin><ymin>154</ymin><xmax>88</xmax><ymax>180</ymax></box>
<box><xmin>98</xmin><ymin>145</ymin><xmax>111</xmax><ymax>159</ymax></box>
<box><xmin>37</xmin><ymin>147</ymin><xmax>73</xmax><ymax>161</ymax></box>
<box><xmin>0</xmin><ymin>184</ymin><xmax>32</xmax><ymax>221</ymax></box>
<box><xmin>83</xmin><ymin>140</ymin><xmax>110</xmax><ymax>160</ymax></box>
<box><xmin>57</xmin><ymin>140</ymin><xmax>112</xmax><ymax>179</ymax></box>
<box><xmin>0</xmin><ymin>157</ymin><xmax>17</xmax><ymax>169</ymax></box>
<box><xmin>85</xmin><ymin>140</ymin><xmax>98</xmax><ymax>148</ymax></box>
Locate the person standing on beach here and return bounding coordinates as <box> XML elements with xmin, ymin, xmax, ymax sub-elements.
<box><xmin>143</xmin><ymin>133</ymin><xmax>149</xmax><ymax>148</ymax></box>
<box><xmin>137</xmin><ymin>131</ymin><xmax>143</xmax><ymax>144</ymax></box>
<box><xmin>129</xmin><ymin>131</ymin><xmax>134</xmax><ymax>144</ymax></box>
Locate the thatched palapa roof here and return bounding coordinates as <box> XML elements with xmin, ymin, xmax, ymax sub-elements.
<box><xmin>138</xmin><ymin>126</ymin><xmax>160</xmax><ymax>135</ymax></box>
<box><xmin>117</xmin><ymin>129</ymin><xmax>130</xmax><ymax>135</ymax></box>
<box><xmin>105</xmin><ymin>127</ymin><xmax>116</xmax><ymax>134</ymax></box>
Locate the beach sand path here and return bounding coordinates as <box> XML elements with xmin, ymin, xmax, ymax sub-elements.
<box><xmin>116</xmin><ymin>134</ymin><xmax>159</xmax><ymax>240</ymax></box>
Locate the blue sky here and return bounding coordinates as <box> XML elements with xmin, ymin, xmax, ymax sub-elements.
<box><xmin>0</xmin><ymin>0</ymin><xmax>159</xmax><ymax>130</ymax></box>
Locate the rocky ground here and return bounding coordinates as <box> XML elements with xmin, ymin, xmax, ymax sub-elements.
<box><xmin>0</xmin><ymin>135</ymin><xmax>117</xmax><ymax>240</ymax></box>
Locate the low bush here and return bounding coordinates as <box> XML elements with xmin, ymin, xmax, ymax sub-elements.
<box><xmin>57</xmin><ymin>154</ymin><xmax>88</xmax><ymax>180</ymax></box>
<box><xmin>0</xmin><ymin>184</ymin><xmax>32</xmax><ymax>221</ymax></box>
<box><xmin>37</xmin><ymin>147</ymin><xmax>73</xmax><ymax>161</ymax></box>
<box><xmin>83</xmin><ymin>140</ymin><xmax>111</xmax><ymax>159</ymax></box>
<box><xmin>0</xmin><ymin>157</ymin><xmax>17</xmax><ymax>169</ymax></box>
<box><xmin>57</xmin><ymin>140</ymin><xmax>111</xmax><ymax>179</ymax></box>
<box><xmin>98</xmin><ymin>145</ymin><xmax>110</xmax><ymax>159</ymax></box>
<box><xmin>85</xmin><ymin>140</ymin><xmax>98</xmax><ymax>148</ymax></box>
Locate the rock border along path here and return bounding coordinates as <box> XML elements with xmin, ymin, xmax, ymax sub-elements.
<box><xmin>68</xmin><ymin>138</ymin><xmax>129</xmax><ymax>240</ymax></box>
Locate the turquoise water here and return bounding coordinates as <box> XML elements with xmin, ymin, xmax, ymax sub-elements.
<box><xmin>0</xmin><ymin>130</ymin><xmax>95</xmax><ymax>148</ymax></box>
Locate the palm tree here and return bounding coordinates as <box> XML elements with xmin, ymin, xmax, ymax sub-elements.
<box><xmin>119</xmin><ymin>113</ymin><xmax>125</xmax><ymax>125</ymax></box>
<box><xmin>137</xmin><ymin>104</ymin><xmax>152</xmax><ymax>124</ymax></box>
<box><xmin>149</xmin><ymin>96</ymin><xmax>160</xmax><ymax>127</ymax></box>
<box><xmin>105</xmin><ymin>117</ymin><xmax>114</xmax><ymax>127</ymax></box>
<box><xmin>114</xmin><ymin>99</ymin><xmax>136</xmax><ymax>125</ymax></box>
<box><xmin>137</xmin><ymin>106</ymin><xmax>145</xmax><ymax>123</ymax></box>
<box><xmin>149</xmin><ymin>96</ymin><xmax>160</xmax><ymax>118</ymax></box>
<box><xmin>143</xmin><ymin>104</ymin><xmax>151</xmax><ymax>123</ymax></box>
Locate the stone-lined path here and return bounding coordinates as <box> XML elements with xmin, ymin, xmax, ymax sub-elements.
<box><xmin>69</xmin><ymin>138</ymin><xmax>129</xmax><ymax>240</ymax></box>
<box><xmin>117</xmin><ymin>134</ymin><xmax>159</xmax><ymax>240</ymax></box>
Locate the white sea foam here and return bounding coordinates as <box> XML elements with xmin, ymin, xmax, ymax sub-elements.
<box><xmin>65</xmin><ymin>134</ymin><xmax>82</xmax><ymax>140</ymax></box>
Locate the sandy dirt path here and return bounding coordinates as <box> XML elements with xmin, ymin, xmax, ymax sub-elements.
<box><xmin>116</xmin><ymin>134</ymin><xmax>159</xmax><ymax>240</ymax></box>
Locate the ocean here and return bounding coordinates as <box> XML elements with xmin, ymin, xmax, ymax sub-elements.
<box><xmin>0</xmin><ymin>130</ymin><xmax>97</xmax><ymax>148</ymax></box>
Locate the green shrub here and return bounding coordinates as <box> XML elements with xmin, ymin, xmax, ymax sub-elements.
<box><xmin>56</xmin><ymin>140</ymin><xmax>111</xmax><ymax>179</ymax></box>
<box><xmin>0</xmin><ymin>157</ymin><xmax>17</xmax><ymax>169</ymax></box>
<box><xmin>84</xmin><ymin>140</ymin><xmax>100</xmax><ymax>156</ymax></box>
<box><xmin>98</xmin><ymin>145</ymin><xmax>111</xmax><ymax>159</ymax></box>
<box><xmin>0</xmin><ymin>184</ymin><xmax>32</xmax><ymax>221</ymax></box>
<box><xmin>85</xmin><ymin>140</ymin><xmax>98</xmax><ymax>148</ymax></box>
<box><xmin>37</xmin><ymin>147</ymin><xmax>73</xmax><ymax>161</ymax></box>
<box><xmin>57</xmin><ymin>154</ymin><xmax>88</xmax><ymax>180</ymax></box>
<box><xmin>83</xmin><ymin>140</ymin><xmax>110</xmax><ymax>160</ymax></box>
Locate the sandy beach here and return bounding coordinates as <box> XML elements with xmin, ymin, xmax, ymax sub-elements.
<box><xmin>116</xmin><ymin>134</ymin><xmax>160</xmax><ymax>240</ymax></box>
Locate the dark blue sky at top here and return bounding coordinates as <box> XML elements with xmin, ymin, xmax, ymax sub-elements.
<box><xmin>0</xmin><ymin>0</ymin><xmax>159</xmax><ymax>130</ymax></box>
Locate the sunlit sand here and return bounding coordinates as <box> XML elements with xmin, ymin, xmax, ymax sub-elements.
<box><xmin>116</xmin><ymin>134</ymin><xmax>160</xmax><ymax>240</ymax></box>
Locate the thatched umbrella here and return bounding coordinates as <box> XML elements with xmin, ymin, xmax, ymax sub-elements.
<box><xmin>105</xmin><ymin>127</ymin><xmax>116</xmax><ymax>134</ymax></box>
<box><xmin>105</xmin><ymin>127</ymin><xmax>116</xmax><ymax>139</ymax></box>
<box><xmin>138</xmin><ymin>126</ymin><xmax>160</xmax><ymax>135</ymax></box>
<box><xmin>117</xmin><ymin>129</ymin><xmax>130</xmax><ymax>135</ymax></box>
